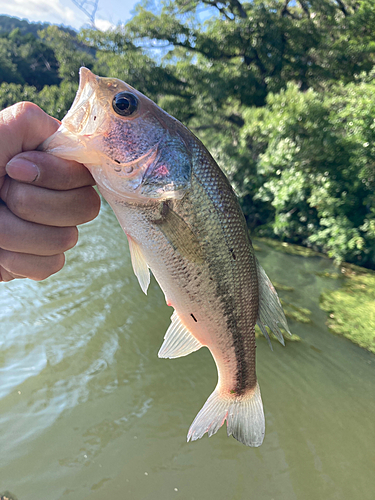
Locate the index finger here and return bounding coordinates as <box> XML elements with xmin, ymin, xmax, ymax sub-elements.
<box><xmin>6</xmin><ymin>151</ymin><xmax>95</xmax><ymax>190</ymax></box>
<box><xmin>0</xmin><ymin>102</ymin><xmax>59</xmax><ymax>178</ymax></box>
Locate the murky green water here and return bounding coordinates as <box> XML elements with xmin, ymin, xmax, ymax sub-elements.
<box><xmin>1</xmin><ymin>202</ymin><xmax>374</xmax><ymax>500</ymax></box>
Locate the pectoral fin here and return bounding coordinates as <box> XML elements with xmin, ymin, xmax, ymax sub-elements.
<box><xmin>127</xmin><ymin>235</ymin><xmax>150</xmax><ymax>295</ymax></box>
<box><xmin>153</xmin><ymin>202</ymin><xmax>204</xmax><ymax>263</ymax></box>
<box><xmin>158</xmin><ymin>311</ymin><xmax>203</xmax><ymax>359</ymax></box>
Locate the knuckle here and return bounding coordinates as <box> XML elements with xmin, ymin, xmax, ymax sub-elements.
<box><xmin>5</xmin><ymin>181</ymin><xmax>29</xmax><ymax>219</ymax></box>
<box><xmin>33</xmin><ymin>254</ymin><xmax>65</xmax><ymax>282</ymax></box>
<box><xmin>0</xmin><ymin>248</ymin><xmax>18</xmax><ymax>273</ymax></box>
<box><xmin>0</xmin><ymin>266</ymin><xmax>15</xmax><ymax>282</ymax></box>
<box><xmin>15</xmin><ymin>102</ymin><xmax>43</xmax><ymax>122</ymax></box>
<box><xmin>85</xmin><ymin>188</ymin><xmax>101</xmax><ymax>221</ymax></box>
<box><xmin>63</xmin><ymin>167</ymin><xmax>85</xmax><ymax>191</ymax></box>
<box><xmin>0</xmin><ymin>205</ymin><xmax>8</xmax><ymax>237</ymax></box>
<box><xmin>60</xmin><ymin>227</ymin><xmax>79</xmax><ymax>251</ymax></box>
<box><xmin>70</xmin><ymin>187</ymin><xmax>100</xmax><ymax>224</ymax></box>
<box><xmin>49</xmin><ymin>254</ymin><xmax>66</xmax><ymax>276</ymax></box>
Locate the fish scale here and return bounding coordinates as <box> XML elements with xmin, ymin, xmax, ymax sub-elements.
<box><xmin>41</xmin><ymin>67</ymin><xmax>291</xmax><ymax>447</ymax></box>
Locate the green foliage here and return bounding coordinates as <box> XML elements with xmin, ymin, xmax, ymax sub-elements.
<box><xmin>39</xmin><ymin>26</ymin><xmax>95</xmax><ymax>82</ymax></box>
<box><xmin>0</xmin><ymin>24</ymin><xmax>94</xmax><ymax>117</ymax></box>
<box><xmin>236</xmin><ymin>81</ymin><xmax>375</xmax><ymax>267</ymax></box>
<box><xmin>0</xmin><ymin>82</ymin><xmax>38</xmax><ymax>109</ymax></box>
<box><xmin>321</xmin><ymin>265</ymin><xmax>375</xmax><ymax>353</ymax></box>
<box><xmin>0</xmin><ymin>14</ymin><xmax>68</xmax><ymax>37</ymax></box>
<box><xmin>255</xmin><ymin>237</ymin><xmax>323</xmax><ymax>258</ymax></box>
<box><xmin>34</xmin><ymin>81</ymin><xmax>78</xmax><ymax>120</ymax></box>
<box><xmin>1</xmin><ymin>1</ymin><xmax>375</xmax><ymax>268</ymax></box>
<box><xmin>0</xmin><ymin>28</ymin><xmax>60</xmax><ymax>89</ymax></box>
<box><xmin>281</xmin><ymin>300</ymin><xmax>312</xmax><ymax>324</ymax></box>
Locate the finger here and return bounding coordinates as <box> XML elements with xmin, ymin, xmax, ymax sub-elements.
<box><xmin>1</xmin><ymin>178</ymin><xmax>100</xmax><ymax>227</ymax></box>
<box><xmin>0</xmin><ymin>204</ymin><xmax>78</xmax><ymax>256</ymax></box>
<box><xmin>0</xmin><ymin>102</ymin><xmax>59</xmax><ymax>177</ymax></box>
<box><xmin>6</xmin><ymin>151</ymin><xmax>95</xmax><ymax>191</ymax></box>
<box><xmin>0</xmin><ymin>248</ymin><xmax>65</xmax><ymax>281</ymax></box>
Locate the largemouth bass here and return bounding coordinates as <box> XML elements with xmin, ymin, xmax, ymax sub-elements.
<box><xmin>42</xmin><ymin>68</ymin><xmax>290</xmax><ymax>447</ymax></box>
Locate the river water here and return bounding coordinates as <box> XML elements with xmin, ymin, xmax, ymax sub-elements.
<box><xmin>0</xmin><ymin>201</ymin><xmax>374</xmax><ymax>500</ymax></box>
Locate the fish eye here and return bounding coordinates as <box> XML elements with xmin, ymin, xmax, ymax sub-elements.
<box><xmin>112</xmin><ymin>92</ymin><xmax>138</xmax><ymax>116</ymax></box>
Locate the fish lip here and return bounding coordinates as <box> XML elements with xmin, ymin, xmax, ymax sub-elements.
<box><xmin>79</xmin><ymin>67</ymin><xmax>99</xmax><ymax>87</ymax></box>
<box><xmin>60</xmin><ymin>67</ymin><xmax>102</xmax><ymax>136</ymax></box>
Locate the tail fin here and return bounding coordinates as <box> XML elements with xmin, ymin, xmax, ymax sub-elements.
<box><xmin>187</xmin><ymin>382</ymin><xmax>265</xmax><ymax>447</ymax></box>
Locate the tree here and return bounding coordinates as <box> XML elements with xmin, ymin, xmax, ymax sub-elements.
<box><xmin>237</xmin><ymin>80</ymin><xmax>375</xmax><ymax>267</ymax></box>
<box><xmin>0</xmin><ymin>29</ymin><xmax>60</xmax><ymax>89</ymax></box>
<box><xmin>1</xmin><ymin>6</ymin><xmax>375</xmax><ymax>267</ymax></box>
<box><xmin>71</xmin><ymin>0</ymin><xmax>99</xmax><ymax>27</ymax></box>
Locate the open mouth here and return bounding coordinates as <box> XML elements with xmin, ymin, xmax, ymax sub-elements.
<box><xmin>62</xmin><ymin>69</ymin><xmax>100</xmax><ymax>136</ymax></box>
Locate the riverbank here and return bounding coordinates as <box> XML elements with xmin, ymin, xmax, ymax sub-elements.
<box><xmin>320</xmin><ymin>263</ymin><xmax>375</xmax><ymax>354</ymax></box>
<box><xmin>255</xmin><ymin>237</ymin><xmax>375</xmax><ymax>355</ymax></box>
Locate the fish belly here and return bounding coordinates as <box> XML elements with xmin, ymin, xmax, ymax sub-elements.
<box><xmin>102</xmin><ymin>169</ymin><xmax>259</xmax><ymax>398</ymax></box>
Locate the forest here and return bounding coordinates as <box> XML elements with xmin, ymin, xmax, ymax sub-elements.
<box><xmin>1</xmin><ymin>0</ymin><xmax>375</xmax><ymax>269</ymax></box>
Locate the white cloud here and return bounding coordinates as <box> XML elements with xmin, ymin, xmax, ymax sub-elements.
<box><xmin>0</xmin><ymin>0</ymin><xmax>87</xmax><ymax>29</ymax></box>
<box><xmin>95</xmin><ymin>18</ymin><xmax>115</xmax><ymax>31</ymax></box>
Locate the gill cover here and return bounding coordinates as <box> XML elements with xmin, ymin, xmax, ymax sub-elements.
<box><xmin>41</xmin><ymin>67</ymin><xmax>192</xmax><ymax>201</ymax></box>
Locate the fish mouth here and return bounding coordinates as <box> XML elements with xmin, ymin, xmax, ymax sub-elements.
<box><xmin>39</xmin><ymin>68</ymin><xmax>105</xmax><ymax>164</ymax></box>
<box><xmin>62</xmin><ymin>67</ymin><xmax>101</xmax><ymax>136</ymax></box>
<box><xmin>79</xmin><ymin>67</ymin><xmax>98</xmax><ymax>88</ymax></box>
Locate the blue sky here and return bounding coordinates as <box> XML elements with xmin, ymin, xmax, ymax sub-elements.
<box><xmin>0</xmin><ymin>0</ymin><xmax>140</xmax><ymax>31</ymax></box>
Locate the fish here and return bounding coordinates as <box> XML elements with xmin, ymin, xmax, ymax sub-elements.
<box><xmin>41</xmin><ymin>67</ymin><xmax>290</xmax><ymax>447</ymax></box>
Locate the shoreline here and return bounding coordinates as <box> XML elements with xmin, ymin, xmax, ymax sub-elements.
<box><xmin>256</xmin><ymin>237</ymin><xmax>375</xmax><ymax>355</ymax></box>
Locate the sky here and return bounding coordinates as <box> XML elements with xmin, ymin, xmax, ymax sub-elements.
<box><xmin>0</xmin><ymin>0</ymin><xmax>140</xmax><ymax>31</ymax></box>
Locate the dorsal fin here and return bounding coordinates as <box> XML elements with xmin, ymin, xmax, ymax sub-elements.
<box><xmin>256</xmin><ymin>258</ymin><xmax>291</xmax><ymax>348</ymax></box>
<box><xmin>127</xmin><ymin>235</ymin><xmax>150</xmax><ymax>295</ymax></box>
<box><xmin>158</xmin><ymin>311</ymin><xmax>203</xmax><ymax>359</ymax></box>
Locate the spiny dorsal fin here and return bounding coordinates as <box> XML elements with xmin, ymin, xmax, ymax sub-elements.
<box><xmin>127</xmin><ymin>235</ymin><xmax>150</xmax><ymax>295</ymax></box>
<box><xmin>256</xmin><ymin>257</ymin><xmax>291</xmax><ymax>348</ymax></box>
<box><xmin>158</xmin><ymin>311</ymin><xmax>203</xmax><ymax>359</ymax></box>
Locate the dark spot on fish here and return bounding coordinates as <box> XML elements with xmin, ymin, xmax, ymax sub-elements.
<box><xmin>161</xmin><ymin>200</ymin><xmax>170</xmax><ymax>218</ymax></box>
<box><xmin>230</xmin><ymin>248</ymin><xmax>236</xmax><ymax>260</ymax></box>
<box><xmin>93</xmin><ymin>116</ymin><xmax>97</xmax><ymax>121</ymax></box>
<box><xmin>191</xmin><ymin>313</ymin><xmax>198</xmax><ymax>322</ymax></box>
<box><xmin>114</xmin><ymin>159</ymin><xmax>121</xmax><ymax>164</ymax></box>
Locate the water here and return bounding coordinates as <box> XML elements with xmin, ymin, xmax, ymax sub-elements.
<box><xmin>0</xmin><ymin>202</ymin><xmax>374</xmax><ymax>500</ymax></box>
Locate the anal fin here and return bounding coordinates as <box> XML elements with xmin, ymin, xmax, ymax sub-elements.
<box><xmin>158</xmin><ymin>311</ymin><xmax>203</xmax><ymax>359</ymax></box>
<box><xmin>127</xmin><ymin>235</ymin><xmax>150</xmax><ymax>295</ymax></box>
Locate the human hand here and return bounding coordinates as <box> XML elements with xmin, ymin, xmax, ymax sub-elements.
<box><xmin>0</xmin><ymin>102</ymin><xmax>100</xmax><ymax>282</ymax></box>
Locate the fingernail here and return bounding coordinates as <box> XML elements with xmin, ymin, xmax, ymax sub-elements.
<box><xmin>6</xmin><ymin>158</ymin><xmax>40</xmax><ymax>183</ymax></box>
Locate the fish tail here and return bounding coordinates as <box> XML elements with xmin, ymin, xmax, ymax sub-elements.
<box><xmin>187</xmin><ymin>382</ymin><xmax>265</xmax><ymax>447</ymax></box>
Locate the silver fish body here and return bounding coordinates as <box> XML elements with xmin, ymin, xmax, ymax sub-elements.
<box><xmin>42</xmin><ymin>68</ymin><xmax>290</xmax><ymax>446</ymax></box>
